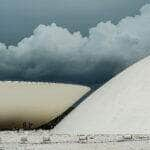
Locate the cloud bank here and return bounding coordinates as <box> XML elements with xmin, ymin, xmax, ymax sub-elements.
<box><xmin>0</xmin><ymin>4</ymin><xmax>150</xmax><ymax>86</ymax></box>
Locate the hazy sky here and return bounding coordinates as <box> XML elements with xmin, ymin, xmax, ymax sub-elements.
<box><xmin>0</xmin><ymin>0</ymin><xmax>150</xmax><ymax>87</ymax></box>
<box><xmin>0</xmin><ymin>0</ymin><xmax>149</xmax><ymax>45</ymax></box>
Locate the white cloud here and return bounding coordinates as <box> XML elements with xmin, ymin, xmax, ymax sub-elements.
<box><xmin>0</xmin><ymin>4</ymin><xmax>150</xmax><ymax>85</ymax></box>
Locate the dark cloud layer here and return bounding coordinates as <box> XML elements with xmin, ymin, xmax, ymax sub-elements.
<box><xmin>0</xmin><ymin>0</ymin><xmax>149</xmax><ymax>45</ymax></box>
<box><xmin>0</xmin><ymin>4</ymin><xmax>150</xmax><ymax>87</ymax></box>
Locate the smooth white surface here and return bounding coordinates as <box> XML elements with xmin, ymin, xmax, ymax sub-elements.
<box><xmin>0</xmin><ymin>82</ymin><xmax>90</xmax><ymax>129</ymax></box>
<box><xmin>52</xmin><ymin>56</ymin><xmax>150</xmax><ymax>134</ymax></box>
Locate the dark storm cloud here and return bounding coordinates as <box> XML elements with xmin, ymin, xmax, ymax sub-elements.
<box><xmin>0</xmin><ymin>0</ymin><xmax>149</xmax><ymax>45</ymax></box>
<box><xmin>0</xmin><ymin>5</ymin><xmax>150</xmax><ymax>87</ymax></box>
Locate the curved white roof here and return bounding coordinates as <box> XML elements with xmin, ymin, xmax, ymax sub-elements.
<box><xmin>0</xmin><ymin>82</ymin><xmax>90</xmax><ymax>129</ymax></box>
<box><xmin>52</xmin><ymin>56</ymin><xmax>150</xmax><ymax>134</ymax></box>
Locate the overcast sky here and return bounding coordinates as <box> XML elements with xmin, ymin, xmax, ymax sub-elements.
<box><xmin>0</xmin><ymin>0</ymin><xmax>149</xmax><ymax>45</ymax></box>
<box><xmin>0</xmin><ymin>0</ymin><xmax>150</xmax><ymax>87</ymax></box>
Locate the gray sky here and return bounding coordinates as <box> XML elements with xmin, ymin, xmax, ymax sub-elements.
<box><xmin>0</xmin><ymin>0</ymin><xmax>149</xmax><ymax>45</ymax></box>
<box><xmin>0</xmin><ymin>0</ymin><xmax>150</xmax><ymax>87</ymax></box>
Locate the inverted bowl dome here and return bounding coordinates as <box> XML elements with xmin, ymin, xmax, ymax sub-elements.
<box><xmin>0</xmin><ymin>81</ymin><xmax>90</xmax><ymax>130</ymax></box>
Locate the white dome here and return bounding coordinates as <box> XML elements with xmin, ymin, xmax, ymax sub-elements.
<box><xmin>52</xmin><ymin>56</ymin><xmax>150</xmax><ymax>134</ymax></box>
<box><xmin>0</xmin><ymin>82</ymin><xmax>89</xmax><ymax>130</ymax></box>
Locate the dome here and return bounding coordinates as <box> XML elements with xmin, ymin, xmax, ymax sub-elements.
<box><xmin>52</xmin><ymin>56</ymin><xmax>150</xmax><ymax>134</ymax></box>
